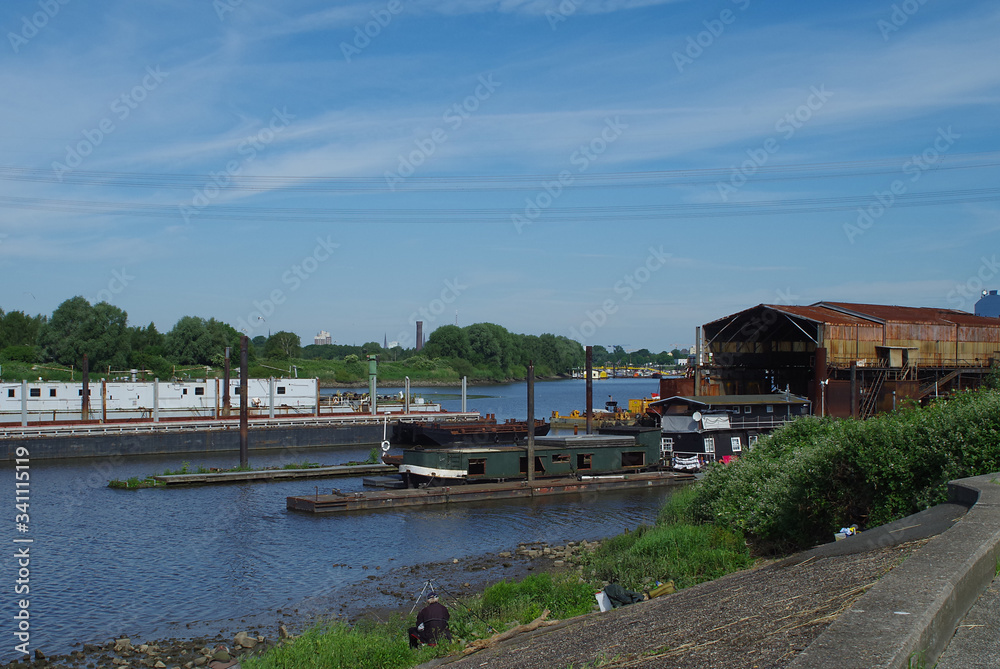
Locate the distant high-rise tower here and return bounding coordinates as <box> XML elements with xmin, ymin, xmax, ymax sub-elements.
<box><xmin>976</xmin><ymin>290</ymin><xmax>1000</xmax><ymax>318</ymax></box>
<box><xmin>314</xmin><ymin>330</ymin><xmax>332</xmax><ymax>346</ymax></box>
<box><xmin>416</xmin><ymin>321</ymin><xmax>424</xmax><ymax>351</ymax></box>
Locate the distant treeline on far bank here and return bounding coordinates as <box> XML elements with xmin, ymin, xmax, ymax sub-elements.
<box><xmin>0</xmin><ymin>297</ymin><xmax>687</xmax><ymax>384</ymax></box>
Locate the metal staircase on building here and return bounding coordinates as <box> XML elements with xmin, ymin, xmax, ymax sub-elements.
<box><xmin>859</xmin><ymin>368</ymin><xmax>887</xmax><ymax>419</ymax></box>
<box><xmin>917</xmin><ymin>370</ymin><xmax>962</xmax><ymax>399</ymax></box>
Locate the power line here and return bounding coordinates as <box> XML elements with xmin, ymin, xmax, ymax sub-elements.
<box><xmin>1</xmin><ymin>151</ymin><xmax>998</xmax><ymax>192</ymax></box>
<box><xmin>2</xmin><ymin>187</ymin><xmax>998</xmax><ymax>223</ymax></box>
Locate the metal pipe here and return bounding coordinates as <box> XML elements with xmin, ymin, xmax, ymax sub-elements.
<box><xmin>20</xmin><ymin>380</ymin><xmax>27</xmax><ymax>427</ymax></box>
<box><xmin>404</xmin><ymin>376</ymin><xmax>410</xmax><ymax>413</ymax></box>
<box><xmin>695</xmin><ymin>326</ymin><xmax>702</xmax><ymax>396</ymax></box>
<box><xmin>102</xmin><ymin>379</ymin><xmax>107</xmax><ymax>423</ymax></box>
<box><xmin>462</xmin><ymin>376</ymin><xmax>467</xmax><ymax>413</ymax></box>
<box><xmin>586</xmin><ymin>346</ymin><xmax>593</xmax><ymax>435</ymax></box>
<box><xmin>368</xmin><ymin>355</ymin><xmax>378</xmax><ymax>415</ymax></box>
<box><xmin>240</xmin><ymin>335</ymin><xmax>249</xmax><ymax>468</ymax></box>
<box><xmin>527</xmin><ymin>362</ymin><xmax>535</xmax><ymax>482</ymax></box>
<box><xmin>850</xmin><ymin>361</ymin><xmax>858</xmax><ymax>419</ymax></box>
<box><xmin>153</xmin><ymin>378</ymin><xmax>159</xmax><ymax>423</ymax></box>
<box><xmin>82</xmin><ymin>354</ymin><xmax>89</xmax><ymax>421</ymax></box>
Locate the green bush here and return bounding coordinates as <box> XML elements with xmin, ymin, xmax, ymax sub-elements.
<box><xmin>0</xmin><ymin>345</ymin><xmax>37</xmax><ymax>363</ymax></box>
<box><xmin>692</xmin><ymin>389</ymin><xmax>1000</xmax><ymax>552</ymax></box>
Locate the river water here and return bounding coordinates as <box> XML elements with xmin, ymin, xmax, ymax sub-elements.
<box><xmin>2</xmin><ymin>378</ymin><xmax>663</xmax><ymax>660</ymax></box>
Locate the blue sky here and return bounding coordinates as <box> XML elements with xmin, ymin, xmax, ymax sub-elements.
<box><xmin>1</xmin><ymin>0</ymin><xmax>998</xmax><ymax>352</ymax></box>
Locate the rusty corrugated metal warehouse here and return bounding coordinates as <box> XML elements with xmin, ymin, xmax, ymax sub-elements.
<box><xmin>698</xmin><ymin>302</ymin><xmax>1000</xmax><ymax>419</ymax></box>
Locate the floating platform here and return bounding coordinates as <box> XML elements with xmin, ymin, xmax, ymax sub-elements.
<box><xmin>152</xmin><ymin>463</ymin><xmax>396</xmax><ymax>486</ymax></box>
<box><xmin>286</xmin><ymin>471</ymin><xmax>694</xmax><ymax>513</ymax></box>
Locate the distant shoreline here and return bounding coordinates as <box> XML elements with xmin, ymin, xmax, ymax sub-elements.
<box><xmin>318</xmin><ymin>375</ymin><xmax>570</xmax><ymax>389</ymax></box>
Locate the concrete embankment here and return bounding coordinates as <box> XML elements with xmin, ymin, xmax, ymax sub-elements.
<box><xmin>788</xmin><ymin>472</ymin><xmax>1000</xmax><ymax>669</ymax></box>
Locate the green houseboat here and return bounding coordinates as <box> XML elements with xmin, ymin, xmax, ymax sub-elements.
<box><xmin>398</xmin><ymin>429</ymin><xmax>662</xmax><ymax>487</ymax></box>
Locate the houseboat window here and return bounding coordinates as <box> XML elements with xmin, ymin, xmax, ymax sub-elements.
<box><xmin>552</xmin><ymin>453</ymin><xmax>570</xmax><ymax>464</ymax></box>
<box><xmin>743</xmin><ymin>406</ymin><xmax>752</xmax><ymax>413</ymax></box>
<box><xmin>468</xmin><ymin>458</ymin><xmax>487</xmax><ymax>476</ymax></box>
<box><xmin>195</xmin><ymin>387</ymin><xmax>205</xmax><ymax>396</ymax></box>
<box><xmin>29</xmin><ymin>388</ymin><xmax>40</xmax><ymax>397</ymax></box>
<box><xmin>660</xmin><ymin>437</ymin><xmax>674</xmax><ymax>449</ymax></box>
<box><xmin>749</xmin><ymin>435</ymin><xmax>759</xmax><ymax>448</ymax></box>
<box><xmin>577</xmin><ymin>453</ymin><xmax>593</xmax><ymax>470</ymax></box>
<box><xmin>183</xmin><ymin>388</ymin><xmax>188</xmax><ymax>395</ymax></box>
<box><xmin>277</xmin><ymin>386</ymin><xmax>286</xmax><ymax>394</ymax></box>
<box><xmin>520</xmin><ymin>456</ymin><xmax>546</xmax><ymax>474</ymax></box>
<box><xmin>766</xmin><ymin>405</ymin><xmax>774</xmax><ymax>413</ymax></box>
<box><xmin>621</xmin><ymin>451</ymin><xmax>645</xmax><ymax>468</ymax></box>
<box><xmin>8</xmin><ymin>389</ymin><xmax>14</xmax><ymax>398</ymax></box>
<box><xmin>48</xmin><ymin>388</ymin><xmax>56</xmax><ymax>397</ymax></box>
<box><xmin>731</xmin><ymin>437</ymin><xmax>742</xmax><ymax>453</ymax></box>
<box><xmin>233</xmin><ymin>387</ymin><xmax>242</xmax><ymax>395</ymax></box>
<box><xmin>801</xmin><ymin>405</ymin><xmax>808</xmax><ymax>414</ymax></box>
<box><xmin>78</xmin><ymin>389</ymin><xmax>91</xmax><ymax>396</ymax></box>
<box><xmin>703</xmin><ymin>437</ymin><xmax>715</xmax><ymax>453</ymax></box>
<box><xmin>732</xmin><ymin>406</ymin><xmax>740</xmax><ymax>413</ymax></box>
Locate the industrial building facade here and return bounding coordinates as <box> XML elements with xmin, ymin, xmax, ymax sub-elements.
<box><xmin>698</xmin><ymin>301</ymin><xmax>1000</xmax><ymax>419</ymax></box>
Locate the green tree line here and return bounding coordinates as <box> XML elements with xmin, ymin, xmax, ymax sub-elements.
<box><xmin>0</xmin><ymin>297</ymin><xmax>684</xmax><ymax>381</ymax></box>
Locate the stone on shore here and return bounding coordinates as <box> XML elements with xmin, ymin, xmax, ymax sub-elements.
<box><xmin>234</xmin><ymin>631</ymin><xmax>257</xmax><ymax>649</ymax></box>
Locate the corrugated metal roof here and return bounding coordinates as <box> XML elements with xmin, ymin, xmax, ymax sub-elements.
<box><xmin>819</xmin><ymin>301</ymin><xmax>1000</xmax><ymax>327</ymax></box>
<box><xmin>650</xmin><ymin>394</ymin><xmax>810</xmax><ymax>407</ymax></box>
<box><xmin>763</xmin><ymin>304</ymin><xmax>875</xmax><ymax>325</ymax></box>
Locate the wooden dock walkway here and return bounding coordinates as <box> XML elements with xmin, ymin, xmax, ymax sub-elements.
<box><xmin>287</xmin><ymin>471</ymin><xmax>695</xmax><ymax>513</ymax></box>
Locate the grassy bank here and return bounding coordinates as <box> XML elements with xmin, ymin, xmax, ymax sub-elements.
<box><xmin>242</xmin><ymin>573</ymin><xmax>597</xmax><ymax>669</ymax></box>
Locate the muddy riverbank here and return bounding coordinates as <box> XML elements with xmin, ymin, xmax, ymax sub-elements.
<box><xmin>0</xmin><ymin>540</ymin><xmax>591</xmax><ymax>669</ymax></box>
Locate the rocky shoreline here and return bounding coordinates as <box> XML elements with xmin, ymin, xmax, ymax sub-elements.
<box><xmin>0</xmin><ymin>540</ymin><xmax>601</xmax><ymax>669</ymax></box>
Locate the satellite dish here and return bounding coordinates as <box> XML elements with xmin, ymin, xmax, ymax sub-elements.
<box><xmin>692</xmin><ymin>411</ymin><xmax>703</xmax><ymax>422</ymax></box>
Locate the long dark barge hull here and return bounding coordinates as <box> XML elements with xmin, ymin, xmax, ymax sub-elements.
<box><xmin>286</xmin><ymin>471</ymin><xmax>694</xmax><ymax>513</ymax></box>
<box><xmin>394</xmin><ymin>418</ymin><xmax>550</xmax><ymax>447</ymax></box>
<box><xmin>0</xmin><ymin>413</ymin><xmax>479</xmax><ymax>461</ymax></box>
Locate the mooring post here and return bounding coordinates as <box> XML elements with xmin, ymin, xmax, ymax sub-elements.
<box><xmin>462</xmin><ymin>376</ymin><xmax>467</xmax><ymax>413</ymax></box>
<box><xmin>81</xmin><ymin>354</ymin><xmax>89</xmax><ymax>421</ymax></box>
<box><xmin>20</xmin><ymin>379</ymin><xmax>27</xmax><ymax>427</ymax></box>
<box><xmin>404</xmin><ymin>376</ymin><xmax>410</xmax><ymax>413</ymax></box>
<box><xmin>222</xmin><ymin>346</ymin><xmax>231</xmax><ymax>417</ymax></box>
<box><xmin>269</xmin><ymin>377</ymin><xmax>275</xmax><ymax>419</ymax></box>
<box><xmin>586</xmin><ymin>346</ymin><xmax>593</xmax><ymax>435</ymax></box>
<box><xmin>527</xmin><ymin>362</ymin><xmax>535</xmax><ymax>482</ymax></box>
<box><xmin>153</xmin><ymin>378</ymin><xmax>159</xmax><ymax>423</ymax></box>
<box><xmin>240</xmin><ymin>335</ymin><xmax>249</xmax><ymax>468</ymax></box>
